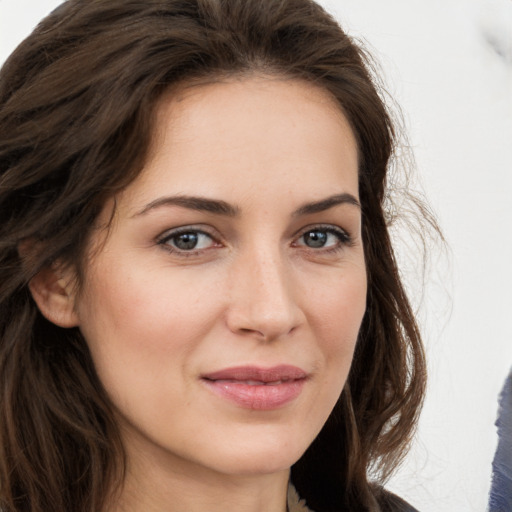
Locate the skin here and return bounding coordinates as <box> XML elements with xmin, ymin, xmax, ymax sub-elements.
<box><xmin>41</xmin><ymin>77</ymin><xmax>367</xmax><ymax>511</ymax></box>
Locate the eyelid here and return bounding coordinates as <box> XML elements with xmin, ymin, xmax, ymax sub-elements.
<box><xmin>155</xmin><ymin>223</ymin><xmax>354</xmax><ymax>257</ymax></box>
<box><xmin>156</xmin><ymin>225</ymin><xmax>222</xmax><ymax>254</ymax></box>
<box><xmin>292</xmin><ymin>224</ymin><xmax>354</xmax><ymax>249</ymax></box>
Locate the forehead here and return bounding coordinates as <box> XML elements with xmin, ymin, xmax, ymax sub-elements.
<box><xmin>117</xmin><ymin>76</ymin><xmax>359</xmax><ymax>214</ymax></box>
<box><xmin>152</xmin><ymin>75</ymin><xmax>355</xmax><ymax>157</ymax></box>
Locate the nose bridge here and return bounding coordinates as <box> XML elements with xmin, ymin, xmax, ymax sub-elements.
<box><xmin>227</xmin><ymin>242</ymin><xmax>302</xmax><ymax>340</ymax></box>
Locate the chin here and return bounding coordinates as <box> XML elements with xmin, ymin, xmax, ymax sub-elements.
<box><xmin>214</xmin><ymin>454</ymin><xmax>299</xmax><ymax>477</ymax></box>
<box><xmin>199</xmin><ymin>431</ymin><xmax>310</xmax><ymax>477</ymax></box>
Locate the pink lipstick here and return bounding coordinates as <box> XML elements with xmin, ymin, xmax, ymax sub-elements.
<box><xmin>201</xmin><ymin>365</ymin><xmax>307</xmax><ymax>410</ymax></box>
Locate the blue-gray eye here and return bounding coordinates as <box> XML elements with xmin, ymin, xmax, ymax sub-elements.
<box><xmin>162</xmin><ymin>230</ymin><xmax>215</xmax><ymax>251</ymax></box>
<box><xmin>303</xmin><ymin>230</ymin><xmax>328</xmax><ymax>248</ymax></box>
<box><xmin>173</xmin><ymin>232</ymin><xmax>199</xmax><ymax>250</ymax></box>
<box><xmin>299</xmin><ymin>228</ymin><xmax>348</xmax><ymax>248</ymax></box>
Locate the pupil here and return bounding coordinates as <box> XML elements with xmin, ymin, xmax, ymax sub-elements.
<box><xmin>305</xmin><ymin>230</ymin><xmax>327</xmax><ymax>248</ymax></box>
<box><xmin>174</xmin><ymin>232</ymin><xmax>198</xmax><ymax>250</ymax></box>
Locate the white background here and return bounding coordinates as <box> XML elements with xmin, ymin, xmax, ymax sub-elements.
<box><xmin>1</xmin><ymin>1</ymin><xmax>511</xmax><ymax>510</ymax></box>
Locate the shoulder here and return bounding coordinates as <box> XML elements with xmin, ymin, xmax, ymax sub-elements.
<box><xmin>375</xmin><ymin>487</ymin><xmax>420</xmax><ymax>512</ymax></box>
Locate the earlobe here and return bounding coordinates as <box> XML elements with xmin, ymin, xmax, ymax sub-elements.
<box><xmin>28</xmin><ymin>263</ymin><xmax>80</xmax><ymax>328</ymax></box>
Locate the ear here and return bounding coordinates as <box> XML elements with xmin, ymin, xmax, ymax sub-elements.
<box><xmin>28</xmin><ymin>262</ymin><xmax>80</xmax><ymax>328</ymax></box>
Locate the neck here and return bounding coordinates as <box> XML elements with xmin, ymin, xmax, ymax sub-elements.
<box><xmin>105</xmin><ymin>432</ymin><xmax>290</xmax><ymax>512</ymax></box>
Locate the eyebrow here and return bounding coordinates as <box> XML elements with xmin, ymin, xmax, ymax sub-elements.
<box><xmin>134</xmin><ymin>195</ymin><xmax>239</xmax><ymax>217</ymax></box>
<box><xmin>293</xmin><ymin>193</ymin><xmax>360</xmax><ymax>216</ymax></box>
<box><xmin>133</xmin><ymin>192</ymin><xmax>360</xmax><ymax>218</ymax></box>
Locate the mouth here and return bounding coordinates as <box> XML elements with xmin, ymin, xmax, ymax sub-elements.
<box><xmin>201</xmin><ymin>365</ymin><xmax>308</xmax><ymax>410</ymax></box>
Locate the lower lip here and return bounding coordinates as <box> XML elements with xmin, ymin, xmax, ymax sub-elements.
<box><xmin>202</xmin><ymin>379</ymin><xmax>306</xmax><ymax>410</ymax></box>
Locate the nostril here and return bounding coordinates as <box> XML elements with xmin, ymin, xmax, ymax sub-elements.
<box><xmin>225</xmin><ymin>302</ymin><xmax>302</xmax><ymax>341</ymax></box>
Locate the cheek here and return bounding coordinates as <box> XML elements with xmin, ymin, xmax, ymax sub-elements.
<box><xmin>80</xmin><ymin>253</ymin><xmax>216</xmax><ymax>333</ymax></box>
<box><xmin>287</xmin><ymin>265</ymin><xmax>366</xmax><ymax>444</ymax></box>
<box><xmin>74</xmin><ymin>259</ymin><xmax>223</xmax><ymax>395</ymax></box>
<box><xmin>305</xmin><ymin>263</ymin><xmax>367</xmax><ymax>345</ymax></box>
<box><xmin>315</xmin><ymin>268</ymin><xmax>366</xmax><ymax>378</ymax></box>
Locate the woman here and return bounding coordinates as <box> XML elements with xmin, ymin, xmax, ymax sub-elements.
<box><xmin>0</xmin><ymin>0</ymin><xmax>427</xmax><ymax>511</ymax></box>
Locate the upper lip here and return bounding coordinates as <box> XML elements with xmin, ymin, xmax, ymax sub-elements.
<box><xmin>202</xmin><ymin>365</ymin><xmax>308</xmax><ymax>383</ymax></box>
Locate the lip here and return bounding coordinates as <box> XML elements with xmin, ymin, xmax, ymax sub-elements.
<box><xmin>201</xmin><ymin>365</ymin><xmax>308</xmax><ymax>410</ymax></box>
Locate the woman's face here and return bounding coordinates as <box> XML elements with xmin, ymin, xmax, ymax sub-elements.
<box><xmin>72</xmin><ymin>77</ymin><xmax>366</xmax><ymax>479</ymax></box>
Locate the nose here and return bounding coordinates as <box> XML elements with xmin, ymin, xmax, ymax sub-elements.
<box><xmin>225</xmin><ymin>247</ymin><xmax>305</xmax><ymax>341</ymax></box>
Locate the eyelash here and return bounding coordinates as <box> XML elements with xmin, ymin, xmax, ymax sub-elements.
<box><xmin>157</xmin><ymin>226</ymin><xmax>219</xmax><ymax>257</ymax></box>
<box><xmin>156</xmin><ymin>224</ymin><xmax>353</xmax><ymax>257</ymax></box>
<box><xmin>293</xmin><ymin>225</ymin><xmax>353</xmax><ymax>254</ymax></box>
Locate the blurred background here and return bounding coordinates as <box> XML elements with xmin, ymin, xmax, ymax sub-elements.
<box><xmin>1</xmin><ymin>0</ymin><xmax>511</xmax><ymax>510</ymax></box>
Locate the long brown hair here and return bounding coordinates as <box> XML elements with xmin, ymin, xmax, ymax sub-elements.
<box><xmin>0</xmin><ymin>1</ymin><xmax>427</xmax><ymax>510</ymax></box>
